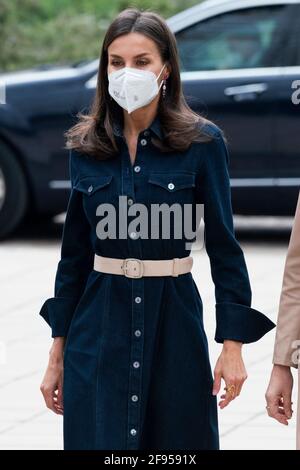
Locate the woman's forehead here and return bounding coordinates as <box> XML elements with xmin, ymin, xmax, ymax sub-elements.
<box><xmin>108</xmin><ymin>33</ymin><xmax>159</xmax><ymax>57</ymax></box>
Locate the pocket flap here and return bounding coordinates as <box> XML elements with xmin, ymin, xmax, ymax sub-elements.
<box><xmin>148</xmin><ymin>172</ymin><xmax>195</xmax><ymax>191</ymax></box>
<box><xmin>74</xmin><ymin>175</ymin><xmax>113</xmax><ymax>195</ymax></box>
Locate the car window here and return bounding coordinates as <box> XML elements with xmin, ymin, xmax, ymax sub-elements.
<box><xmin>176</xmin><ymin>5</ymin><xmax>292</xmax><ymax>71</ymax></box>
<box><xmin>296</xmin><ymin>36</ymin><xmax>300</xmax><ymax>66</ymax></box>
<box><xmin>291</xmin><ymin>7</ymin><xmax>300</xmax><ymax>65</ymax></box>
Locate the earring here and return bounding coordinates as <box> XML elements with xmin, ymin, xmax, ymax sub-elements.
<box><xmin>162</xmin><ymin>79</ymin><xmax>167</xmax><ymax>98</ymax></box>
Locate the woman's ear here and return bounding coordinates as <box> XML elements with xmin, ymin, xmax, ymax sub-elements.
<box><xmin>164</xmin><ymin>65</ymin><xmax>170</xmax><ymax>80</ymax></box>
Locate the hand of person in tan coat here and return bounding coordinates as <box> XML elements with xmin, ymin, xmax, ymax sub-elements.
<box><xmin>265</xmin><ymin>191</ymin><xmax>300</xmax><ymax>447</ymax></box>
<box><xmin>265</xmin><ymin>364</ymin><xmax>293</xmax><ymax>425</ymax></box>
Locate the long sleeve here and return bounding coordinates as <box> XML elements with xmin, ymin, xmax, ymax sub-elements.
<box><xmin>197</xmin><ymin>124</ymin><xmax>275</xmax><ymax>343</ymax></box>
<box><xmin>272</xmin><ymin>191</ymin><xmax>300</xmax><ymax>369</ymax></box>
<box><xmin>39</xmin><ymin>149</ymin><xmax>94</xmax><ymax>338</ymax></box>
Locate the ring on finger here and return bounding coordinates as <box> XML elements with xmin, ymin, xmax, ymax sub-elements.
<box><xmin>225</xmin><ymin>384</ymin><xmax>236</xmax><ymax>398</ymax></box>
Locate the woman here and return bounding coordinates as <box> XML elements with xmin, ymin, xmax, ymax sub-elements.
<box><xmin>39</xmin><ymin>7</ymin><xmax>275</xmax><ymax>450</ymax></box>
<box><xmin>266</xmin><ymin>190</ymin><xmax>300</xmax><ymax>450</ymax></box>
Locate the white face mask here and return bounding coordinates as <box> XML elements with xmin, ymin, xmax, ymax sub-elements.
<box><xmin>108</xmin><ymin>63</ymin><xmax>166</xmax><ymax>113</ymax></box>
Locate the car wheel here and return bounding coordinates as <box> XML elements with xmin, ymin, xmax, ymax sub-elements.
<box><xmin>0</xmin><ymin>142</ymin><xmax>28</xmax><ymax>240</ymax></box>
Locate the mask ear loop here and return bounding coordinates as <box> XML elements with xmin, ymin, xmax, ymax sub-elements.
<box><xmin>157</xmin><ymin>64</ymin><xmax>166</xmax><ymax>91</ymax></box>
<box><xmin>157</xmin><ymin>64</ymin><xmax>166</xmax><ymax>80</ymax></box>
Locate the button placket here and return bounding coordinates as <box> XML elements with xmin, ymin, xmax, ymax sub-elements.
<box><xmin>121</xmin><ymin>132</ymin><xmax>145</xmax><ymax>450</ymax></box>
<box><xmin>127</xmin><ymin>280</ymin><xmax>144</xmax><ymax>450</ymax></box>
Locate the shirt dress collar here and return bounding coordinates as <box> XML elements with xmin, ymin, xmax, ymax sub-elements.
<box><xmin>112</xmin><ymin>113</ymin><xmax>163</xmax><ymax>140</ymax></box>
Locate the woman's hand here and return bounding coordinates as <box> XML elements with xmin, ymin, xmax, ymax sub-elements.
<box><xmin>212</xmin><ymin>340</ymin><xmax>247</xmax><ymax>409</ymax></box>
<box><xmin>265</xmin><ymin>364</ymin><xmax>294</xmax><ymax>425</ymax></box>
<box><xmin>40</xmin><ymin>337</ymin><xmax>65</xmax><ymax>415</ymax></box>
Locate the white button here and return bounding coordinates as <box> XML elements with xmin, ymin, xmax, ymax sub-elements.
<box><xmin>168</xmin><ymin>183</ymin><xmax>175</xmax><ymax>190</ymax></box>
<box><xmin>135</xmin><ymin>296</ymin><xmax>141</xmax><ymax>303</ymax></box>
<box><xmin>135</xmin><ymin>329</ymin><xmax>141</xmax><ymax>337</ymax></box>
<box><xmin>131</xmin><ymin>394</ymin><xmax>138</xmax><ymax>402</ymax></box>
<box><xmin>88</xmin><ymin>185</ymin><xmax>93</xmax><ymax>193</ymax></box>
<box><xmin>133</xmin><ymin>361</ymin><xmax>140</xmax><ymax>368</ymax></box>
<box><xmin>134</xmin><ymin>165</ymin><xmax>141</xmax><ymax>173</ymax></box>
<box><xmin>128</xmin><ymin>198</ymin><xmax>134</xmax><ymax>206</ymax></box>
<box><xmin>130</xmin><ymin>231</ymin><xmax>137</xmax><ymax>239</ymax></box>
<box><xmin>130</xmin><ymin>428</ymin><xmax>137</xmax><ymax>436</ymax></box>
<box><xmin>140</xmin><ymin>139</ymin><xmax>147</xmax><ymax>146</ymax></box>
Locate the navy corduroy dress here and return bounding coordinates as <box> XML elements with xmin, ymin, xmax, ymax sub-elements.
<box><xmin>39</xmin><ymin>114</ymin><xmax>275</xmax><ymax>450</ymax></box>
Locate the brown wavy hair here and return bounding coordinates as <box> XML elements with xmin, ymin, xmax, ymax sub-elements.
<box><xmin>64</xmin><ymin>7</ymin><xmax>217</xmax><ymax>160</ymax></box>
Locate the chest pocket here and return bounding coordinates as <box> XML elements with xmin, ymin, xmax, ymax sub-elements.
<box><xmin>73</xmin><ymin>175</ymin><xmax>113</xmax><ymax>215</ymax></box>
<box><xmin>147</xmin><ymin>172</ymin><xmax>196</xmax><ymax>206</ymax></box>
<box><xmin>74</xmin><ymin>175</ymin><xmax>113</xmax><ymax>195</ymax></box>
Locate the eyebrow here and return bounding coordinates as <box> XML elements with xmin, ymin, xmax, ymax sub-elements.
<box><xmin>109</xmin><ymin>52</ymin><xmax>152</xmax><ymax>59</ymax></box>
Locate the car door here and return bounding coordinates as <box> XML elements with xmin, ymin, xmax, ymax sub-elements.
<box><xmin>175</xmin><ymin>2</ymin><xmax>296</xmax><ymax>215</ymax></box>
<box><xmin>272</xmin><ymin>5</ymin><xmax>300</xmax><ymax>214</ymax></box>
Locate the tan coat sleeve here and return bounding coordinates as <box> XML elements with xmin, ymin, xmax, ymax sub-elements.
<box><xmin>273</xmin><ymin>191</ymin><xmax>300</xmax><ymax>369</ymax></box>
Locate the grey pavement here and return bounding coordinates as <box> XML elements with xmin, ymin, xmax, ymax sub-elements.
<box><xmin>0</xmin><ymin>215</ymin><xmax>298</xmax><ymax>450</ymax></box>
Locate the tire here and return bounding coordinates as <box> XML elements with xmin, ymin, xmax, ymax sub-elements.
<box><xmin>0</xmin><ymin>141</ymin><xmax>28</xmax><ymax>240</ymax></box>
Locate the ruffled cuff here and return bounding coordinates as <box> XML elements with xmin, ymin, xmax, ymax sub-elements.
<box><xmin>39</xmin><ymin>297</ymin><xmax>78</xmax><ymax>338</ymax></box>
<box><xmin>214</xmin><ymin>301</ymin><xmax>276</xmax><ymax>344</ymax></box>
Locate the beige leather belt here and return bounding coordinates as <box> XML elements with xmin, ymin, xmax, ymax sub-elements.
<box><xmin>94</xmin><ymin>254</ymin><xmax>193</xmax><ymax>278</ymax></box>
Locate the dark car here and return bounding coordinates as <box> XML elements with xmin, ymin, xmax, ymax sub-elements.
<box><xmin>0</xmin><ymin>0</ymin><xmax>299</xmax><ymax>238</ymax></box>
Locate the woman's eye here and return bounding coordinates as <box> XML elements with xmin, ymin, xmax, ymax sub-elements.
<box><xmin>110</xmin><ymin>60</ymin><xmax>148</xmax><ymax>67</ymax></box>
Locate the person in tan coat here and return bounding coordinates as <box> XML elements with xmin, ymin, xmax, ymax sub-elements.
<box><xmin>266</xmin><ymin>190</ymin><xmax>300</xmax><ymax>450</ymax></box>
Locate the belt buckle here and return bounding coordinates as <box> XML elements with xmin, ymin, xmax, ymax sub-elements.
<box><xmin>121</xmin><ymin>258</ymin><xmax>144</xmax><ymax>279</ymax></box>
